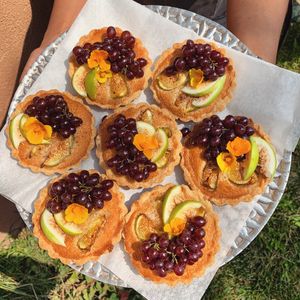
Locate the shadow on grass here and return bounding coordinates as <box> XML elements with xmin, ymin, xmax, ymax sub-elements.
<box><xmin>0</xmin><ymin>254</ymin><xmax>58</xmax><ymax>299</ymax></box>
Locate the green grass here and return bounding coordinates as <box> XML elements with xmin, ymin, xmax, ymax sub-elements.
<box><xmin>1</xmin><ymin>21</ymin><xmax>300</xmax><ymax>300</ymax></box>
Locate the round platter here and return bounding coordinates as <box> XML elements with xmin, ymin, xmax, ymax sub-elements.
<box><xmin>13</xmin><ymin>5</ymin><xmax>292</xmax><ymax>287</ymax></box>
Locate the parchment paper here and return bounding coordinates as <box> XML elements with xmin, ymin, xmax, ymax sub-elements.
<box><xmin>0</xmin><ymin>0</ymin><xmax>300</xmax><ymax>299</ymax></box>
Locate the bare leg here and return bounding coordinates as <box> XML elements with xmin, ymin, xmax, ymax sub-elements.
<box><xmin>227</xmin><ymin>0</ymin><xmax>289</xmax><ymax>63</ymax></box>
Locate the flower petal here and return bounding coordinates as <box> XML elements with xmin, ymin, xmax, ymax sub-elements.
<box><xmin>227</xmin><ymin>137</ymin><xmax>251</xmax><ymax>156</ymax></box>
<box><xmin>217</xmin><ymin>152</ymin><xmax>238</xmax><ymax>173</ymax></box>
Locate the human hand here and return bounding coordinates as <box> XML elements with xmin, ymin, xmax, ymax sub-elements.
<box><xmin>20</xmin><ymin>47</ymin><xmax>44</xmax><ymax>81</ymax></box>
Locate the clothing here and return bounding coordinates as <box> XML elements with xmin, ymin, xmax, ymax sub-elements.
<box><xmin>136</xmin><ymin>0</ymin><xmax>227</xmax><ymax>26</ymax></box>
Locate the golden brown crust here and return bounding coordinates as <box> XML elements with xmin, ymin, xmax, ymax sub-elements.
<box><xmin>151</xmin><ymin>39</ymin><xmax>236</xmax><ymax>122</ymax></box>
<box><xmin>68</xmin><ymin>27</ymin><xmax>152</xmax><ymax>109</ymax></box>
<box><xmin>32</xmin><ymin>169</ymin><xmax>128</xmax><ymax>265</ymax></box>
<box><xmin>96</xmin><ymin>103</ymin><xmax>182</xmax><ymax>189</ymax></box>
<box><xmin>123</xmin><ymin>184</ymin><xmax>220</xmax><ymax>285</ymax></box>
<box><xmin>5</xmin><ymin>90</ymin><xmax>96</xmax><ymax>175</ymax></box>
<box><xmin>181</xmin><ymin>123</ymin><xmax>273</xmax><ymax>205</ymax></box>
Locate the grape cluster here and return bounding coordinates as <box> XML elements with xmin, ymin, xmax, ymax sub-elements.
<box><xmin>105</xmin><ymin>114</ymin><xmax>157</xmax><ymax>182</ymax></box>
<box><xmin>185</xmin><ymin>115</ymin><xmax>255</xmax><ymax>161</ymax></box>
<box><xmin>165</xmin><ymin>39</ymin><xmax>229</xmax><ymax>81</ymax></box>
<box><xmin>72</xmin><ymin>26</ymin><xmax>147</xmax><ymax>80</ymax></box>
<box><xmin>141</xmin><ymin>216</ymin><xmax>206</xmax><ymax>277</ymax></box>
<box><xmin>46</xmin><ymin>170</ymin><xmax>114</xmax><ymax>214</ymax></box>
<box><xmin>24</xmin><ymin>94</ymin><xmax>82</xmax><ymax>139</ymax></box>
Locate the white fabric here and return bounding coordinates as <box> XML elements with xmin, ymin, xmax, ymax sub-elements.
<box><xmin>0</xmin><ymin>0</ymin><xmax>300</xmax><ymax>299</ymax></box>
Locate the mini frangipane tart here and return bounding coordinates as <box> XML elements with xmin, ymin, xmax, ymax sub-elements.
<box><xmin>181</xmin><ymin>114</ymin><xmax>277</xmax><ymax>205</ymax></box>
<box><xmin>96</xmin><ymin>103</ymin><xmax>182</xmax><ymax>189</ymax></box>
<box><xmin>5</xmin><ymin>90</ymin><xmax>95</xmax><ymax>175</ymax></box>
<box><xmin>32</xmin><ymin>169</ymin><xmax>127</xmax><ymax>265</ymax></box>
<box><xmin>151</xmin><ymin>39</ymin><xmax>236</xmax><ymax>122</ymax></box>
<box><xmin>123</xmin><ymin>184</ymin><xmax>220</xmax><ymax>285</ymax></box>
<box><xmin>69</xmin><ymin>26</ymin><xmax>152</xmax><ymax>109</ymax></box>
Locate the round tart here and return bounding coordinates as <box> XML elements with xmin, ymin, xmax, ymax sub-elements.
<box><xmin>123</xmin><ymin>184</ymin><xmax>220</xmax><ymax>285</ymax></box>
<box><xmin>181</xmin><ymin>114</ymin><xmax>277</xmax><ymax>205</ymax></box>
<box><xmin>32</xmin><ymin>169</ymin><xmax>127</xmax><ymax>264</ymax></box>
<box><xmin>6</xmin><ymin>90</ymin><xmax>95</xmax><ymax>175</ymax></box>
<box><xmin>69</xmin><ymin>26</ymin><xmax>152</xmax><ymax>109</ymax></box>
<box><xmin>151</xmin><ymin>39</ymin><xmax>236</xmax><ymax>122</ymax></box>
<box><xmin>96</xmin><ymin>103</ymin><xmax>182</xmax><ymax>189</ymax></box>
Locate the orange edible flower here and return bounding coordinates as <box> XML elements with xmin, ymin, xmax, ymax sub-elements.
<box><xmin>88</xmin><ymin>50</ymin><xmax>110</xmax><ymax>70</ymax></box>
<box><xmin>133</xmin><ymin>133</ymin><xmax>159</xmax><ymax>159</ymax></box>
<box><xmin>95</xmin><ymin>70</ymin><xmax>112</xmax><ymax>83</ymax></box>
<box><xmin>22</xmin><ymin>117</ymin><xmax>52</xmax><ymax>144</ymax></box>
<box><xmin>216</xmin><ymin>152</ymin><xmax>239</xmax><ymax>173</ymax></box>
<box><xmin>163</xmin><ymin>218</ymin><xmax>186</xmax><ymax>236</ymax></box>
<box><xmin>87</xmin><ymin>50</ymin><xmax>112</xmax><ymax>84</ymax></box>
<box><xmin>226</xmin><ymin>137</ymin><xmax>251</xmax><ymax>157</ymax></box>
<box><xmin>189</xmin><ymin>68</ymin><xmax>204</xmax><ymax>88</ymax></box>
<box><xmin>64</xmin><ymin>203</ymin><xmax>89</xmax><ymax>225</ymax></box>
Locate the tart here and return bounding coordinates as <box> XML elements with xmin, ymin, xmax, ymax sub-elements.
<box><xmin>69</xmin><ymin>26</ymin><xmax>152</xmax><ymax>109</ymax></box>
<box><xmin>181</xmin><ymin>114</ymin><xmax>277</xmax><ymax>205</ymax></box>
<box><xmin>6</xmin><ymin>90</ymin><xmax>95</xmax><ymax>175</ymax></box>
<box><xmin>32</xmin><ymin>169</ymin><xmax>127</xmax><ymax>264</ymax></box>
<box><xmin>123</xmin><ymin>184</ymin><xmax>220</xmax><ymax>285</ymax></box>
<box><xmin>151</xmin><ymin>39</ymin><xmax>236</xmax><ymax>122</ymax></box>
<box><xmin>96</xmin><ymin>103</ymin><xmax>182</xmax><ymax>189</ymax></box>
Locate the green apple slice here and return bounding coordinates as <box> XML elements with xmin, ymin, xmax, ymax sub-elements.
<box><xmin>151</xmin><ymin>128</ymin><xmax>169</xmax><ymax>163</ymax></box>
<box><xmin>43</xmin><ymin>135</ymin><xmax>74</xmax><ymax>167</ymax></box>
<box><xmin>168</xmin><ymin>200</ymin><xmax>203</xmax><ymax>223</ymax></box>
<box><xmin>243</xmin><ymin>136</ymin><xmax>259</xmax><ymax>181</ymax></box>
<box><xmin>157</xmin><ymin>73</ymin><xmax>187</xmax><ymax>91</ymax></box>
<box><xmin>182</xmin><ymin>76</ymin><xmax>220</xmax><ymax>96</ymax></box>
<box><xmin>9</xmin><ymin>113</ymin><xmax>25</xmax><ymax>149</ymax></box>
<box><xmin>19</xmin><ymin>113</ymin><xmax>28</xmax><ymax>130</ymax></box>
<box><xmin>41</xmin><ymin>209</ymin><xmax>65</xmax><ymax>246</ymax></box>
<box><xmin>84</xmin><ymin>69</ymin><xmax>98</xmax><ymax>100</ymax></box>
<box><xmin>251</xmin><ymin>136</ymin><xmax>277</xmax><ymax>178</ymax></box>
<box><xmin>136</xmin><ymin>121</ymin><xmax>156</xmax><ymax>136</ymax></box>
<box><xmin>54</xmin><ymin>212</ymin><xmax>83</xmax><ymax>236</ymax></box>
<box><xmin>189</xmin><ymin>75</ymin><xmax>226</xmax><ymax>108</ymax></box>
<box><xmin>72</xmin><ymin>64</ymin><xmax>89</xmax><ymax>97</ymax></box>
<box><xmin>162</xmin><ymin>185</ymin><xmax>182</xmax><ymax>224</ymax></box>
<box><xmin>155</xmin><ymin>154</ymin><xmax>168</xmax><ymax>168</ymax></box>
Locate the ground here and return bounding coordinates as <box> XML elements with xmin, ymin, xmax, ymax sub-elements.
<box><xmin>0</xmin><ymin>20</ymin><xmax>299</xmax><ymax>300</ymax></box>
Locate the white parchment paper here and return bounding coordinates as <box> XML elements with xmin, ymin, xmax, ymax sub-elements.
<box><xmin>0</xmin><ymin>0</ymin><xmax>300</xmax><ymax>299</ymax></box>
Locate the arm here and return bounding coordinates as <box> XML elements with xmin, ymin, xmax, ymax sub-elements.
<box><xmin>20</xmin><ymin>0</ymin><xmax>87</xmax><ymax>79</ymax></box>
<box><xmin>227</xmin><ymin>0</ymin><xmax>289</xmax><ymax>63</ymax></box>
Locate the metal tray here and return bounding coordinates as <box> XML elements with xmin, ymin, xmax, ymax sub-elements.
<box><xmin>13</xmin><ymin>5</ymin><xmax>292</xmax><ymax>287</ymax></box>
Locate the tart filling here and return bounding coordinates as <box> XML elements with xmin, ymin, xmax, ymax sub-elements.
<box><xmin>151</xmin><ymin>39</ymin><xmax>236</xmax><ymax>122</ymax></box>
<box><xmin>124</xmin><ymin>184</ymin><xmax>220</xmax><ymax>284</ymax></box>
<box><xmin>6</xmin><ymin>90</ymin><xmax>95</xmax><ymax>174</ymax></box>
<box><xmin>181</xmin><ymin>114</ymin><xmax>277</xmax><ymax>205</ymax></box>
<box><xmin>32</xmin><ymin>169</ymin><xmax>127</xmax><ymax>264</ymax></box>
<box><xmin>69</xmin><ymin>26</ymin><xmax>152</xmax><ymax>109</ymax></box>
<box><xmin>96</xmin><ymin>103</ymin><xmax>182</xmax><ymax>189</ymax></box>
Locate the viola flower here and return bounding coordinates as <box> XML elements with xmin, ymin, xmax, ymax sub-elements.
<box><xmin>64</xmin><ymin>203</ymin><xmax>89</xmax><ymax>225</ymax></box>
<box><xmin>216</xmin><ymin>152</ymin><xmax>239</xmax><ymax>173</ymax></box>
<box><xmin>95</xmin><ymin>70</ymin><xmax>113</xmax><ymax>83</ymax></box>
<box><xmin>88</xmin><ymin>50</ymin><xmax>110</xmax><ymax>70</ymax></box>
<box><xmin>189</xmin><ymin>68</ymin><xmax>204</xmax><ymax>88</ymax></box>
<box><xmin>22</xmin><ymin>116</ymin><xmax>52</xmax><ymax>145</ymax></box>
<box><xmin>226</xmin><ymin>137</ymin><xmax>251</xmax><ymax>157</ymax></box>
<box><xmin>87</xmin><ymin>50</ymin><xmax>112</xmax><ymax>84</ymax></box>
<box><xmin>163</xmin><ymin>218</ymin><xmax>186</xmax><ymax>236</ymax></box>
<box><xmin>133</xmin><ymin>133</ymin><xmax>159</xmax><ymax>159</ymax></box>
